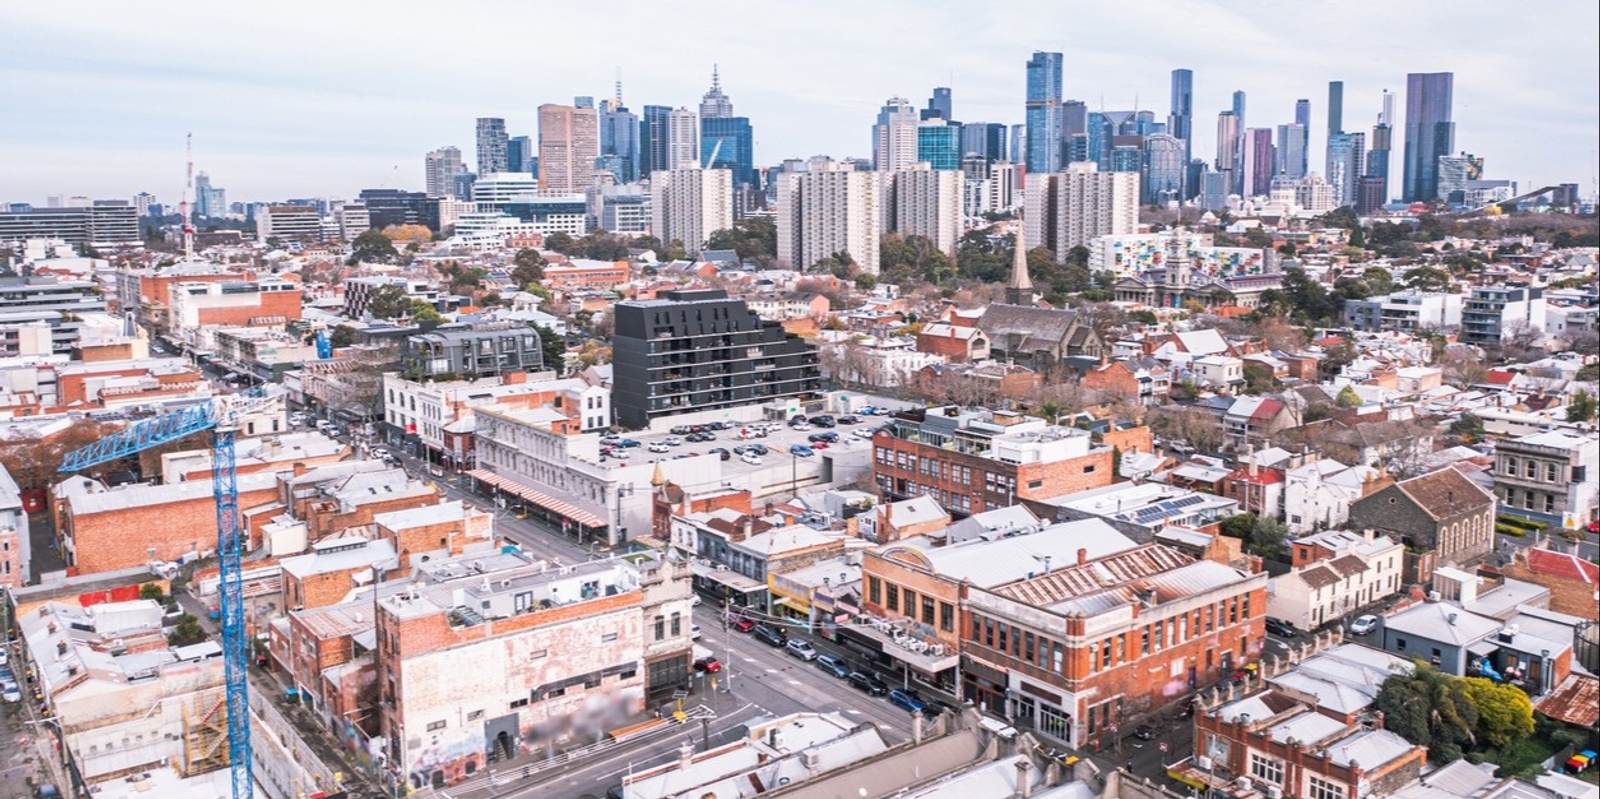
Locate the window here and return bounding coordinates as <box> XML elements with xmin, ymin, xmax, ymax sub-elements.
<box><xmin>1546</xmin><ymin>463</ymin><xmax>1559</xmax><ymax>482</ymax></box>
<box><xmin>1140</xmin><ymin>627</ymin><xmax>1150</xmax><ymax>655</ymax></box>
<box><xmin>940</xmin><ymin>602</ymin><xmax>954</xmax><ymax>632</ymax></box>
<box><xmin>1307</xmin><ymin>776</ymin><xmax>1342</xmax><ymax>799</ymax></box>
<box><xmin>1396</xmin><ymin>637</ymin><xmax>1407</xmax><ymax>651</ymax></box>
<box><xmin>1024</xmin><ymin>632</ymin><xmax>1035</xmax><ymax>663</ymax></box>
<box><xmin>467</xmin><ymin>710</ymin><xmax>483</xmax><ymax>721</ymax></box>
<box><xmin>1028</xmin><ymin>479</ymin><xmax>1043</xmax><ymax>489</ymax></box>
<box><xmin>868</xmin><ymin>577</ymin><xmax>881</xmax><ymax>605</ymax></box>
<box><xmin>601</xmin><ymin>632</ymin><xmax>618</xmax><ymax>643</ymax></box>
<box><xmin>1082</xmin><ymin>465</ymin><xmax>1096</xmax><ymax>474</ymax></box>
<box><xmin>1250</xmin><ymin>753</ymin><xmax>1284</xmax><ymax>786</ymax></box>
<box><xmin>1101</xmin><ymin>640</ymin><xmax>1113</xmax><ymax>669</ymax></box>
<box><xmin>427</xmin><ymin>720</ymin><xmax>446</xmax><ymax>732</ymax></box>
<box><xmin>903</xmin><ymin>589</ymin><xmax>918</xmax><ymax>615</ymax></box>
<box><xmin>1504</xmin><ymin>457</ymin><xmax>1517</xmax><ymax>475</ymax></box>
<box><xmin>1526</xmin><ymin>460</ymin><xmax>1537</xmax><ymax>479</ymax></box>
<box><xmin>670</xmin><ymin>613</ymin><xmax>682</xmax><ymax>636</ymax></box>
<box><xmin>510</xmin><ymin>698</ymin><xmax>529</xmax><ymax>709</ymax></box>
<box><xmin>886</xmin><ymin>585</ymin><xmax>899</xmax><ymax>612</ymax></box>
<box><xmin>922</xmin><ymin>596</ymin><xmax>936</xmax><ymax>626</ymax></box>
<box><xmin>654</xmin><ymin>616</ymin><xmax>665</xmax><ymax>640</ymax></box>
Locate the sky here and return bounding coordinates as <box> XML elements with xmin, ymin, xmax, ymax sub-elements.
<box><xmin>3</xmin><ymin>0</ymin><xmax>1597</xmax><ymax>206</ymax></box>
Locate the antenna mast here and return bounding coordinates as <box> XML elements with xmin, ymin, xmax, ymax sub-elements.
<box><xmin>182</xmin><ymin>133</ymin><xmax>195</xmax><ymax>261</ymax></box>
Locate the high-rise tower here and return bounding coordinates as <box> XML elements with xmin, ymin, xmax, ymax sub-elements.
<box><xmin>1365</xmin><ymin>90</ymin><xmax>1395</xmax><ymax>207</ymax></box>
<box><xmin>640</xmin><ymin>105</ymin><xmax>672</xmax><ymax>178</ymax></box>
<box><xmin>666</xmin><ymin>108</ymin><xmax>700</xmax><ymax>170</ymax></box>
<box><xmin>873</xmin><ymin>97</ymin><xmax>920</xmax><ymax>171</ymax></box>
<box><xmin>476</xmin><ymin>117</ymin><xmax>509</xmax><ymax>176</ymax></box>
<box><xmin>424</xmin><ymin>146</ymin><xmax>463</xmax><ymax>198</ymax></box>
<box><xmin>600</xmin><ymin>79</ymin><xmax>639</xmax><ymax>183</ymax></box>
<box><xmin>1168</xmin><ymin>69</ymin><xmax>1194</xmax><ymax>171</ymax></box>
<box><xmin>699</xmin><ymin>68</ymin><xmax>756</xmax><ymax>187</ymax></box>
<box><xmin>1401</xmin><ymin>72</ymin><xmax>1454</xmax><ymax>202</ymax></box>
<box><xmin>924</xmin><ymin>87</ymin><xmax>953</xmax><ymax>121</ymax></box>
<box><xmin>538</xmin><ymin>104</ymin><xmax>599</xmax><ymax>193</ymax></box>
<box><xmin>1025</xmin><ymin>52</ymin><xmax>1065</xmax><ymax>174</ymax></box>
<box><xmin>1327</xmin><ymin>81</ymin><xmax>1344</xmax><ymax>137</ymax></box>
<box><xmin>1293</xmin><ymin>99</ymin><xmax>1311</xmax><ymax>178</ymax></box>
<box><xmin>700</xmin><ymin>65</ymin><xmax>734</xmax><ymax>119</ymax></box>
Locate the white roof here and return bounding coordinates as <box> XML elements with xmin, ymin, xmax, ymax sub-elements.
<box><xmin>895</xmin><ymin>518</ymin><xmax>1137</xmax><ymax>589</ymax></box>
<box><xmin>1383</xmin><ymin>602</ymin><xmax>1501</xmax><ymax>645</ymax></box>
<box><xmin>68</xmin><ymin>470</ymin><xmax>281</xmax><ymax>515</ymax></box>
<box><xmin>1176</xmin><ymin>329</ymin><xmax>1229</xmax><ymax>355</ymax></box>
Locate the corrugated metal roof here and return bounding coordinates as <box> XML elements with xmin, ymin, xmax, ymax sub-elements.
<box><xmin>996</xmin><ymin>543</ymin><xmax>1192</xmax><ymax>606</ymax></box>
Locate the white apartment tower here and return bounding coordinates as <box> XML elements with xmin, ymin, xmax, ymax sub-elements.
<box><xmin>890</xmin><ymin>165</ymin><xmax>964</xmax><ymax>256</ymax></box>
<box><xmin>651</xmin><ymin>165</ymin><xmax>733</xmax><ymax>258</ymax></box>
<box><xmin>538</xmin><ymin>104</ymin><xmax>600</xmax><ymax>193</ymax></box>
<box><xmin>872</xmin><ymin>97</ymin><xmax>920</xmax><ymax>172</ymax></box>
<box><xmin>666</xmin><ymin>108</ymin><xmax>701</xmax><ymax>170</ymax></box>
<box><xmin>425</xmin><ymin>146</ymin><xmax>463</xmax><ymax>198</ymax></box>
<box><xmin>1025</xmin><ymin>163</ymin><xmax>1139</xmax><ymax>261</ymax></box>
<box><xmin>775</xmin><ymin>161</ymin><xmax>885</xmax><ymax>273</ymax></box>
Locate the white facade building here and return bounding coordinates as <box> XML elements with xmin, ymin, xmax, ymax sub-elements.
<box><xmin>890</xmin><ymin>165</ymin><xmax>964</xmax><ymax>256</ymax></box>
<box><xmin>1283</xmin><ymin>459</ymin><xmax>1379</xmax><ymax>534</ymax></box>
<box><xmin>872</xmin><ymin>97</ymin><xmax>919</xmax><ymax>172</ymax></box>
<box><xmin>1026</xmin><ymin>163</ymin><xmax>1140</xmax><ymax>262</ymax></box>
<box><xmin>650</xmin><ymin>165</ymin><xmax>733</xmax><ymax>257</ymax></box>
<box><xmin>1267</xmin><ymin>529</ymin><xmax>1404</xmax><ymax>630</ymax></box>
<box><xmin>665</xmin><ymin>108</ymin><xmax>701</xmax><ymax>171</ymax></box>
<box><xmin>774</xmin><ymin>161</ymin><xmax>885</xmax><ymax>273</ymax></box>
<box><xmin>470</xmin><ymin>173</ymin><xmax>541</xmax><ymax>206</ymax></box>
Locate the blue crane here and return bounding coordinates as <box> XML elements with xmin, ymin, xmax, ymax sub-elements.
<box><xmin>60</xmin><ymin>394</ymin><xmax>273</xmax><ymax>799</ymax></box>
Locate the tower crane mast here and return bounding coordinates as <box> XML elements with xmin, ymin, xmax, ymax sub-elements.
<box><xmin>59</xmin><ymin>392</ymin><xmax>278</xmax><ymax>799</ymax></box>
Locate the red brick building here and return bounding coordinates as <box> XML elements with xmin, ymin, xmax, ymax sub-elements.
<box><xmin>962</xmin><ymin>543</ymin><xmax>1268</xmax><ymax>748</ymax></box>
<box><xmin>873</xmin><ymin>406</ymin><xmax>1114</xmax><ymax>517</ymax></box>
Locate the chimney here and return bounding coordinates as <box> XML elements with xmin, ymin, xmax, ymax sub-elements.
<box><xmin>1016</xmin><ymin>758</ymin><xmax>1034</xmax><ymax>798</ymax></box>
<box><xmin>678</xmin><ymin>740</ymin><xmax>694</xmax><ymax>770</ymax></box>
<box><xmin>293</xmin><ymin>461</ymin><xmax>307</xmax><ymax>478</ymax></box>
<box><xmin>1077</xmin><ymin>548</ymin><xmax>1088</xmax><ymax>566</ymax></box>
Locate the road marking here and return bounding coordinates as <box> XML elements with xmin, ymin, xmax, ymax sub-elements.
<box><xmin>788</xmin><ymin>680</ymin><xmax>802</xmax><ymax>685</ymax></box>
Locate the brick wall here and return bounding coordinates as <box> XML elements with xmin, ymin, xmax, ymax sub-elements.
<box><xmin>860</xmin><ymin>550</ymin><xmax>963</xmax><ymax>650</ymax></box>
<box><xmin>65</xmin><ymin>483</ymin><xmax>280</xmax><ymax>574</ymax></box>
<box><xmin>1101</xmin><ymin>425</ymin><xmax>1154</xmax><ymax>455</ymax></box>
<box><xmin>1501</xmin><ymin>557</ymin><xmax>1599</xmax><ymax>618</ymax></box>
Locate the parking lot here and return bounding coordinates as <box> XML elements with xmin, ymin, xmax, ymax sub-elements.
<box><xmin>596</xmin><ymin>411</ymin><xmax>895</xmax><ymax>475</ymax></box>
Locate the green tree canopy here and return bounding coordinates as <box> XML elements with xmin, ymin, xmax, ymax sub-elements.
<box><xmin>347</xmin><ymin>229</ymin><xmax>399</xmax><ymax>265</ymax></box>
<box><xmin>408</xmin><ymin>299</ymin><xmax>443</xmax><ymax>323</ymax></box>
<box><xmin>1376</xmin><ymin>665</ymin><xmax>1478</xmax><ymax>763</ymax></box>
<box><xmin>1459</xmin><ymin>677</ymin><xmax>1534</xmax><ymax>749</ymax></box>
<box><xmin>1404</xmin><ymin>265</ymin><xmax>1452</xmax><ymax>292</ymax></box>
<box><xmin>531</xmin><ymin>324</ymin><xmax>566</xmax><ymax>375</ymax></box>
<box><xmin>544</xmin><ymin>231</ymin><xmax>575</xmax><ymax>254</ymax></box>
<box><xmin>1567</xmin><ymin>388</ymin><xmax>1598</xmax><ymax>422</ymax></box>
<box><xmin>705</xmin><ymin>216</ymin><xmax>777</xmax><ymax>259</ymax></box>
<box><xmin>511</xmin><ymin>249</ymin><xmax>546</xmax><ymax>287</ymax></box>
<box><xmin>364</xmin><ymin>283</ymin><xmax>411</xmax><ymax>320</ymax></box>
<box><xmin>1336</xmin><ymin>384</ymin><xmax>1363</xmax><ymax>408</ymax></box>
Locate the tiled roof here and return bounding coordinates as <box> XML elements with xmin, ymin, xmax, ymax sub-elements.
<box><xmin>1525</xmin><ymin>548</ymin><xmax>1599</xmax><ymax>584</ymax></box>
<box><xmin>1395</xmin><ymin>466</ymin><xmax>1494</xmax><ymax>520</ymax></box>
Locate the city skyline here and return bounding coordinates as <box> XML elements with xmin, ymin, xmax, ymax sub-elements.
<box><xmin>2</xmin><ymin>0</ymin><xmax>1595</xmax><ymax>203</ymax></box>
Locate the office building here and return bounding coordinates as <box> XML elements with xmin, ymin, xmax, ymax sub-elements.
<box><xmin>664</xmin><ymin>107</ymin><xmax>700</xmax><ymax>171</ymax></box>
<box><xmin>506</xmin><ymin>135</ymin><xmax>534</xmax><ymax>174</ymax></box>
<box><xmin>1365</xmin><ymin>90</ymin><xmax>1395</xmax><ymax>206</ymax></box>
<box><xmin>1461</xmin><ymin>285</ymin><xmax>1545</xmax><ymax>345</ymax></box>
<box><xmin>960</xmin><ymin>122</ymin><xmax>1007</xmax><ymax>162</ymax></box>
<box><xmin>1010</xmin><ymin>124</ymin><xmax>1026</xmax><ymax>170</ymax></box>
<box><xmin>1343</xmin><ymin>289</ymin><xmax>1462</xmax><ymax>333</ymax></box>
<box><xmin>0</xmin><ymin>275</ymin><xmax>109</xmax><ymax>354</ymax></box>
<box><xmin>1062</xmin><ymin>99</ymin><xmax>1088</xmax><ymax>140</ymax></box>
<box><xmin>1276</xmin><ymin>123</ymin><xmax>1307</xmax><ymax>179</ymax></box>
<box><xmin>1326</xmin><ymin>132</ymin><xmax>1366</xmax><ymax>208</ymax></box>
<box><xmin>1294</xmin><ymin>173</ymin><xmax>1335</xmax><ymax>212</ymax></box>
<box><xmin>873</xmin><ymin>97</ymin><xmax>920</xmax><ymax>171</ymax></box>
<box><xmin>924</xmin><ymin>86</ymin><xmax>952</xmax><ymax>121</ymax></box>
<box><xmin>774</xmin><ymin>161</ymin><xmax>885</xmax><ymax>272</ymax></box>
<box><xmin>1141</xmin><ymin>134</ymin><xmax>1186</xmax><ymax>205</ymax></box>
<box><xmin>133</xmin><ymin>191</ymin><xmax>157</xmax><ymax>217</ymax></box>
<box><xmin>1026</xmin><ymin>162</ymin><xmax>1139</xmax><ymax>261</ymax></box>
<box><xmin>1200</xmin><ymin>170</ymin><xmax>1231</xmax><ymax>211</ymax></box>
<box><xmin>888</xmin><ymin>165</ymin><xmax>963</xmax><ymax>256</ymax></box>
<box><xmin>470</xmin><ymin>173</ymin><xmax>541</xmax><ymax>206</ymax></box>
<box><xmin>1435</xmin><ymin>151</ymin><xmax>1485</xmax><ymax>201</ymax></box>
<box><xmin>1231</xmin><ymin>91</ymin><xmax>1248</xmax><ymax>192</ymax></box>
<box><xmin>1024</xmin><ymin>51</ymin><xmax>1065</xmax><ymax>174</ymax></box>
<box><xmin>599</xmin><ymin>95</ymin><xmax>639</xmax><ymax>184</ymax></box>
<box><xmin>425</xmin><ymin>146</ymin><xmax>463</xmax><ymax>198</ymax></box>
<box><xmin>0</xmin><ymin>203</ymin><xmax>139</xmax><ymax>248</ymax></box>
<box><xmin>255</xmin><ymin>204</ymin><xmax>322</xmax><ymax>242</ymax></box>
<box><xmin>595</xmin><ymin>184</ymin><xmax>651</xmax><ymax>235</ymax></box>
<box><xmin>1293</xmin><ymin>98</ymin><xmax>1311</xmax><ymax>176</ymax></box>
<box><xmin>398</xmin><ymin>323</ymin><xmax>544</xmax><ymax>380</ymax></box>
<box><xmin>1168</xmin><ymin>68</ymin><xmax>1193</xmax><ymax>167</ymax></box>
<box><xmin>611</xmin><ymin>289</ymin><xmax>821</xmax><ymax>429</ymax></box>
<box><xmin>1215</xmin><ymin>110</ymin><xmax>1239</xmax><ymax>177</ymax></box>
<box><xmin>916</xmin><ymin>121</ymin><xmax>960</xmax><ymax>170</ymax></box>
<box><xmin>1327</xmin><ymin>81</ymin><xmax>1344</xmax><ymax>140</ymax></box>
<box><xmin>700</xmin><ymin>66</ymin><xmax>734</xmax><ymax>118</ymax></box>
<box><xmin>476</xmin><ymin>117</ymin><xmax>509</xmax><ymax>175</ymax></box>
<box><xmin>538</xmin><ymin>103</ymin><xmax>600</xmax><ymax>193</ymax></box>
<box><xmin>193</xmin><ymin>171</ymin><xmax>226</xmax><ymax>217</ymax></box>
<box><xmin>701</xmin><ymin>116</ymin><xmax>754</xmax><ymax>187</ymax></box>
<box><xmin>650</xmin><ymin>164</ymin><xmax>733</xmax><ymax>257</ymax></box>
<box><xmin>1243</xmin><ymin>128</ymin><xmax>1275</xmax><ymax>197</ymax></box>
<box><xmin>639</xmin><ymin>105</ymin><xmax>671</xmax><ymax>179</ymax></box>
<box><xmin>1402</xmin><ymin>72</ymin><xmax>1454</xmax><ymax>202</ymax></box>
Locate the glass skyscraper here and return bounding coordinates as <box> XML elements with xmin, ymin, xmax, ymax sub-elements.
<box><xmin>639</xmin><ymin>105</ymin><xmax>672</xmax><ymax>178</ymax></box>
<box><xmin>1402</xmin><ymin>72</ymin><xmax>1454</xmax><ymax>202</ymax></box>
<box><xmin>702</xmin><ymin>116</ymin><xmax>755</xmax><ymax>186</ymax></box>
<box><xmin>916</xmin><ymin>122</ymin><xmax>961</xmax><ymax>170</ymax></box>
<box><xmin>960</xmin><ymin>122</ymin><xmax>1007</xmax><ymax>162</ymax></box>
<box><xmin>1025</xmin><ymin>51</ymin><xmax>1064</xmax><ymax>174</ymax></box>
<box><xmin>1168</xmin><ymin>69</ymin><xmax>1193</xmax><ymax>167</ymax></box>
<box><xmin>600</xmin><ymin>103</ymin><xmax>639</xmax><ymax>183</ymax></box>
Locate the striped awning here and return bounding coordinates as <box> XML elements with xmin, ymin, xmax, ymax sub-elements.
<box><xmin>466</xmin><ymin>470</ymin><xmax>606</xmax><ymax>528</ymax></box>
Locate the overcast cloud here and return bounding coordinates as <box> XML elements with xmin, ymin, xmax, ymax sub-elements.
<box><xmin>2</xmin><ymin>0</ymin><xmax>1595</xmax><ymax>204</ymax></box>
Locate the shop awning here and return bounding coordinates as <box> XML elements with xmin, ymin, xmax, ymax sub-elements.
<box><xmin>466</xmin><ymin>470</ymin><xmax>606</xmax><ymax>528</ymax></box>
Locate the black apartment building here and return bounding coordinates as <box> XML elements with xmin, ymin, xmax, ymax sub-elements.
<box><xmin>613</xmin><ymin>289</ymin><xmax>821</xmax><ymax>429</ymax></box>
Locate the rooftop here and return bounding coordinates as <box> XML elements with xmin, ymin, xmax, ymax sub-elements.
<box><xmin>880</xmin><ymin>518</ymin><xmax>1137</xmax><ymax>589</ymax></box>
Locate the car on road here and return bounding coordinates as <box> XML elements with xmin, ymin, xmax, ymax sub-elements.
<box><xmin>753</xmin><ymin>623</ymin><xmax>787</xmax><ymax>647</ymax></box>
<box><xmin>838</xmin><ymin>415</ymin><xmax>860</xmax><ymax>424</ymax></box>
<box><xmin>807</xmin><ymin>431</ymin><xmax>839</xmax><ymax>443</ymax></box>
<box><xmin>1349</xmin><ymin>615</ymin><xmax>1380</xmax><ymax>636</ymax></box>
<box><xmin>740</xmin><ymin>451</ymin><xmax>763</xmax><ymax>465</ymax></box>
<box><xmin>617</xmin><ymin>439</ymin><xmax>641</xmax><ymax>448</ymax></box>
<box><xmin>691</xmin><ymin>624</ymin><xmax>702</xmax><ymax>640</ymax></box>
<box><xmin>785</xmin><ymin>639</ymin><xmax>818</xmax><ymax>661</ymax></box>
<box><xmin>810</xmin><ymin>415</ymin><xmax>836</xmax><ymax>428</ymax></box>
<box><xmin>693</xmin><ymin>656</ymin><xmax>722</xmax><ymax>673</ymax></box>
<box><xmin>789</xmin><ymin>444</ymin><xmax>815</xmax><ymax>457</ymax></box>
<box><xmin>887</xmin><ymin>688</ymin><xmax>929</xmax><ymax>714</ymax></box>
<box><xmin>1132</xmin><ymin>723</ymin><xmax>1157</xmax><ymax>740</ymax></box>
<box><xmin>847</xmin><ymin>671</ymin><xmax>889</xmax><ymax>697</ymax></box>
<box><xmin>815</xmin><ymin>654</ymin><xmax>851</xmax><ymax>679</ymax></box>
<box><xmin>1264</xmin><ymin>618</ymin><xmax>1298</xmax><ymax>638</ymax></box>
<box><xmin>648</xmin><ymin>442</ymin><xmax>670</xmax><ymax>453</ymax></box>
<box><xmin>709</xmin><ymin>447</ymin><xmax>731</xmax><ymax>461</ymax></box>
<box><xmin>729</xmin><ymin>616</ymin><xmax>756</xmax><ymax>633</ymax></box>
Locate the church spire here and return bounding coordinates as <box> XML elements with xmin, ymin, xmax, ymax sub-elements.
<box><xmin>1006</xmin><ymin>216</ymin><xmax>1033</xmax><ymax>305</ymax></box>
<box><xmin>651</xmin><ymin>461</ymin><xmax>666</xmax><ymax>487</ymax></box>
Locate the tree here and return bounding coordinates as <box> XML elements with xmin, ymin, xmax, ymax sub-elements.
<box><xmin>532</xmin><ymin>324</ymin><xmax>566</xmax><ymax>375</ymax></box>
<box><xmin>168</xmin><ymin>613</ymin><xmax>206</xmax><ymax>647</ymax></box>
<box><xmin>364</xmin><ymin>283</ymin><xmax>411</xmax><ymax>320</ymax></box>
<box><xmin>1568</xmin><ymin>388</ymin><xmax>1598</xmax><ymax>423</ymax></box>
<box><xmin>139</xmin><ymin>583</ymin><xmax>165</xmax><ymax>602</ymax></box>
<box><xmin>0</xmin><ymin>420</ymin><xmax>123</xmax><ymax>489</ymax></box>
<box><xmin>381</xmin><ymin>224</ymin><xmax>434</xmax><ymax>245</ymax></box>
<box><xmin>329</xmin><ymin>324</ymin><xmax>357</xmax><ymax>349</ymax></box>
<box><xmin>1335</xmin><ymin>385</ymin><xmax>1363</xmax><ymax>408</ymax></box>
<box><xmin>1376</xmin><ymin>665</ymin><xmax>1478</xmax><ymax>763</ymax></box>
<box><xmin>1448</xmin><ymin>413</ymin><xmax>1485</xmax><ymax>444</ymax></box>
<box><xmin>1242</xmin><ymin>362</ymin><xmax>1280</xmax><ymax>394</ymax></box>
<box><xmin>347</xmin><ymin>229</ymin><xmax>399</xmax><ymax>265</ymax></box>
<box><xmin>407</xmin><ymin>299</ymin><xmax>443</xmax><ymax>323</ymax></box>
<box><xmin>511</xmin><ymin>249</ymin><xmax>546</xmax><ymax>287</ymax></box>
<box><xmin>704</xmin><ymin>216</ymin><xmax>777</xmax><ymax>259</ymax></box>
<box><xmin>544</xmin><ymin>231</ymin><xmax>575</xmax><ymax>254</ymax></box>
<box><xmin>1219</xmin><ymin>512</ymin><xmax>1257</xmax><ymax>542</ymax></box>
<box><xmin>1460</xmin><ymin>677</ymin><xmax>1534</xmax><ymax>749</ymax></box>
<box><xmin>1249</xmin><ymin>516</ymin><xmax>1288</xmax><ymax>559</ymax></box>
<box><xmin>1404</xmin><ymin>266</ymin><xmax>1452</xmax><ymax>292</ymax></box>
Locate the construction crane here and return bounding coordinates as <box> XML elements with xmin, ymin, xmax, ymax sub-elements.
<box><xmin>59</xmin><ymin>391</ymin><xmax>278</xmax><ymax>799</ymax></box>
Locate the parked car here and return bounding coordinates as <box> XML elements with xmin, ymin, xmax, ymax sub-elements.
<box><xmin>730</xmin><ymin>616</ymin><xmax>756</xmax><ymax>633</ymax></box>
<box><xmin>789</xmin><ymin>444</ymin><xmax>815</xmax><ymax>457</ymax></box>
<box><xmin>1132</xmin><ymin>723</ymin><xmax>1157</xmax><ymax>741</ymax></box>
<box><xmin>815</xmin><ymin>654</ymin><xmax>851</xmax><ymax>679</ymax></box>
<box><xmin>1264</xmin><ymin>618</ymin><xmax>1298</xmax><ymax>638</ymax></box>
<box><xmin>747</xmin><ymin>443</ymin><xmax>769</xmax><ymax>455</ymax></box>
<box><xmin>785</xmin><ymin>639</ymin><xmax>818</xmax><ymax>661</ymax></box>
<box><xmin>810</xmin><ymin>415</ymin><xmax>836</xmax><ymax>428</ymax></box>
<box><xmin>847</xmin><ymin>671</ymin><xmax>889</xmax><ymax>697</ymax></box>
<box><xmin>838</xmin><ymin>415</ymin><xmax>861</xmax><ymax>424</ymax></box>
<box><xmin>709</xmin><ymin>447</ymin><xmax>731</xmax><ymax>461</ymax></box>
<box><xmin>753</xmin><ymin>623</ymin><xmax>787</xmax><ymax>648</ymax></box>
<box><xmin>617</xmin><ymin>439</ymin><xmax>641</xmax><ymax>448</ymax></box>
<box><xmin>691</xmin><ymin>624</ymin><xmax>702</xmax><ymax>640</ymax></box>
<box><xmin>1</xmin><ymin>685</ymin><xmax>21</xmax><ymax>703</ymax></box>
<box><xmin>648</xmin><ymin>442</ymin><xmax>670</xmax><ymax>453</ymax></box>
<box><xmin>740</xmin><ymin>451</ymin><xmax>763</xmax><ymax>466</ymax></box>
<box><xmin>1349</xmin><ymin>615</ymin><xmax>1379</xmax><ymax>636</ymax></box>
<box><xmin>807</xmin><ymin>431</ymin><xmax>839</xmax><ymax>443</ymax></box>
<box><xmin>663</xmin><ymin>436</ymin><xmax>682</xmax><ymax>447</ymax></box>
<box><xmin>694</xmin><ymin>656</ymin><xmax>723</xmax><ymax>673</ymax></box>
<box><xmin>887</xmin><ymin>688</ymin><xmax>929</xmax><ymax>714</ymax></box>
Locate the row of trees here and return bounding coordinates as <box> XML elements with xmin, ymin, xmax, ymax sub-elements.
<box><xmin>1376</xmin><ymin>665</ymin><xmax>1534</xmax><ymax>765</ymax></box>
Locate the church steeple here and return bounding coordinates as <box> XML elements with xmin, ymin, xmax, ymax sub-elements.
<box><xmin>1006</xmin><ymin>217</ymin><xmax>1034</xmax><ymax>306</ymax></box>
